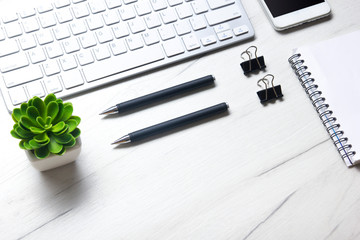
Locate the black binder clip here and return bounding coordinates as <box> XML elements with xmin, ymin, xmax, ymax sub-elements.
<box><xmin>256</xmin><ymin>74</ymin><xmax>283</xmax><ymax>103</ymax></box>
<box><xmin>240</xmin><ymin>46</ymin><xmax>266</xmax><ymax>75</ymax></box>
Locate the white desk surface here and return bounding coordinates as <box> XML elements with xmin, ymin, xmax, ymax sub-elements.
<box><xmin>1</xmin><ymin>0</ymin><xmax>360</xmax><ymax>239</ymax></box>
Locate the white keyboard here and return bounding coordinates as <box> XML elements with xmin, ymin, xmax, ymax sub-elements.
<box><xmin>0</xmin><ymin>0</ymin><xmax>254</xmax><ymax>112</ymax></box>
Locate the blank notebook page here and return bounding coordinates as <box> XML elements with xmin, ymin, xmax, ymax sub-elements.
<box><xmin>296</xmin><ymin>30</ymin><xmax>360</xmax><ymax>161</ymax></box>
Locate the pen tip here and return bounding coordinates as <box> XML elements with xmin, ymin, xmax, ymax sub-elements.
<box><xmin>111</xmin><ymin>135</ymin><xmax>131</xmax><ymax>145</ymax></box>
<box><xmin>99</xmin><ymin>106</ymin><xmax>118</xmax><ymax>115</ymax></box>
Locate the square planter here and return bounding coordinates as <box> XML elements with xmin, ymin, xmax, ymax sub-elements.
<box><xmin>25</xmin><ymin>137</ymin><xmax>82</xmax><ymax>171</ymax></box>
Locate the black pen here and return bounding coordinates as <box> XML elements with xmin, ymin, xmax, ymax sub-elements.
<box><xmin>112</xmin><ymin>102</ymin><xmax>229</xmax><ymax>144</ymax></box>
<box><xmin>100</xmin><ymin>75</ymin><xmax>215</xmax><ymax>115</ymax></box>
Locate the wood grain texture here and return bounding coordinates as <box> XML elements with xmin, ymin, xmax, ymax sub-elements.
<box><xmin>0</xmin><ymin>0</ymin><xmax>360</xmax><ymax>239</ymax></box>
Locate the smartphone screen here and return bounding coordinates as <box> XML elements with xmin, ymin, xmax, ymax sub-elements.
<box><xmin>264</xmin><ymin>0</ymin><xmax>325</xmax><ymax>17</ymax></box>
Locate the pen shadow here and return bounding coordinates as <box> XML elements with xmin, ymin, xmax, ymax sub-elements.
<box><xmin>113</xmin><ymin>110</ymin><xmax>230</xmax><ymax>148</ymax></box>
<box><xmin>101</xmin><ymin>84</ymin><xmax>216</xmax><ymax>118</ymax></box>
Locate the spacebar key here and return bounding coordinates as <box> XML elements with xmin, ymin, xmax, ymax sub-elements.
<box><xmin>83</xmin><ymin>45</ymin><xmax>165</xmax><ymax>82</ymax></box>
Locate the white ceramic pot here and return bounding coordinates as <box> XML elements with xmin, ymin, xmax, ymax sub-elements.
<box><xmin>25</xmin><ymin>137</ymin><xmax>82</xmax><ymax>171</ymax></box>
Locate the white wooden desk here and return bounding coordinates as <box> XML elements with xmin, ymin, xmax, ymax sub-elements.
<box><xmin>1</xmin><ymin>0</ymin><xmax>360</xmax><ymax>239</ymax></box>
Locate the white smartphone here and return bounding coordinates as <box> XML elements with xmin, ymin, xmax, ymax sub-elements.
<box><xmin>258</xmin><ymin>0</ymin><xmax>331</xmax><ymax>31</ymax></box>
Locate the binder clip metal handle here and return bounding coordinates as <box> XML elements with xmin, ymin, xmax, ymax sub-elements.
<box><xmin>240</xmin><ymin>46</ymin><xmax>266</xmax><ymax>75</ymax></box>
<box><xmin>256</xmin><ymin>74</ymin><xmax>283</xmax><ymax>103</ymax></box>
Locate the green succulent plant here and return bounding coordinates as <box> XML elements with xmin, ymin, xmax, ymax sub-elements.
<box><xmin>10</xmin><ymin>94</ymin><xmax>81</xmax><ymax>159</ymax></box>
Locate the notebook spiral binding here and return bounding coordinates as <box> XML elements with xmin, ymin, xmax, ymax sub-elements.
<box><xmin>288</xmin><ymin>53</ymin><xmax>356</xmax><ymax>166</ymax></box>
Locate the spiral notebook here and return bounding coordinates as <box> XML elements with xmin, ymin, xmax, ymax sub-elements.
<box><xmin>289</xmin><ymin>30</ymin><xmax>360</xmax><ymax>167</ymax></box>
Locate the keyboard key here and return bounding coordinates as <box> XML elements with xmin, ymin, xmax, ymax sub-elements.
<box><xmin>43</xmin><ymin>60</ymin><xmax>61</xmax><ymax>76</ymax></box>
<box><xmin>86</xmin><ymin>15</ymin><xmax>104</xmax><ymax>30</ymax></box>
<box><xmin>126</xmin><ymin>35</ymin><xmax>144</xmax><ymax>50</ymax></box>
<box><xmin>96</xmin><ymin>28</ymin><xmax>114</xmax><ymax>43</ymax></box>
<box><xmin>102</xmin><ymin>11</ymin><xmax>120</xmax><ymax>25</ymax></box>
<box><xmin>217</xmin><ymin>30</ymin><xmax>232</xmax><ymax>40</ymax></box>
<box><xmin>44</xmin><ymin>76</ymin><xmax>63</xmax><ymax>93</ymax></box>
<box><xmin>128</xmin><ymin>18</ymin><xmax>146</xmax><ymax>34</ymax></box>
<box><xmin>38</xmin><ymin>13</ymin><xmax>57</xmax><ymax>28</ymax></box>
<box><xmin>37</xmin><ymin>3</ymin><xmax>54</xmax><ymax>13</ymax></box>
<box><xmin>158</xmin><ymin>25</ymin><xmax>175</xmax><ymax>40</ymax></box>
<box><xmin>29</xmin><ymin>48</ymin><xmax>47</xmax><ymax>63</ymax></box>
<box><xmin>0</xmin><ymin>52</ymin><xmax>29</xmax><ymax>73</ymax></box>
<box><xmin>60</xmin><ymin>55</ymin><xmax>78</xmax><ymax>70</ymax></box>
<box><xmin>26</xmin><ymin>81</ymin><xmax>45</xmax><ymax>98</ymax></box>
<box><xmin>46</xmin><ymin>42</ymin><xmax>64</xmax><ymax>58</ymax></box>
<box><xmin>72</xmin><ymin>3</ymin><xmax>90</xmax><ymax>18</ymax></box>
<box><xmin>0</xmin><ymin>28</ymin><xmax>5</xmax><ymax>41</ymax></box>
<box><xmin>109</xmin><ymin>40</ymin><xmax>127</xmax><ymax>55</ymax></box>
<box><xmin>233</xmin><ymin>25</ymin><xmax>249</xmax><ymax>36</ymax></box>
<box><xmin>0</xmin><ymin>40</ymin><xmax>19</xmax><ymax>57</ymax></box>
<box><xmin>5</xmin><ymin>22</ymin><xmax>23</xmax><ymax>38</ymax></box>
<box><xmin>182</xmin><ymin>33</ymin><xmax>200</xmax><ymax>50</ymax></box>
<box><xmin>205</xmin><ymin>5</ymin><xmax>241</xmax><ymax>26</ymax></box>
<box><xmin>3</xmin><ymin>65</ymin><xmax>43</xmax><ymax>88</ymax></box>
<box><xmin>142</xmin><ymin>30</ymin><xmax>160</xmax><ymax>45</ymax></box>
<box><xmin>189</xmin><ymin>15</ymin><xmax>207</xmax><ymax>30</ymax></box>
<box><xmin>19</xmin><ymin>35</ymin><xmax>37</xmax><ymax>50</ymax></box>
<box><xmin>9</xmin><ymin>87</ymin><xmax>27</xmax><ymax>105</ymax></box>
<box><xmin>2</xmin><ymin>13</ymin><xmax>18</xmax><ymax>23</ymax></box>
<box><xmin>162</xmin><ymin>38</ymin><xmax>184</xmax><ymax>57</ymax></box>
<box><xmin>82</xmin><ymin>44</ymin><xmax>164</xmax><ymax>82</ymax></box>
<box><xmin>176</xmin><ymin>4</ymin><xmax>193</xmax><ymax>19</ymax></box>
<box><xmin>70</xmin><ymin>21</ymin><xmax>87</xmax><ymax>35</ymax></box>
<box><xmin>150</xmin><ymin>0</ymin><xmax>167</xmax><ymax>11</ymax></box>
<box><xmin>200</xmin><ymin>35</ymin><xmax>216</xmax><ymax>46</ymax></box>
<box><xmin>61</xmin><ymin>69</ymin><xmax>84</xmax><ymax>89</ymax></box>
<box><xmin>144</xmin><ymin>14</ymin><xmax>162</xmax><ymax>29</ymax></box>
<box><xmin>79</xmin><ymin>32</ymin><xmax>97</xmax><ymax>48</ymax></box>
<box><xmin>191</xmin><ymin>0</ymin><xmax>208</xmax><ymax>14</ymax></box>
<box><xmin>213</xmin><ymin>23</ymin><xmax>230</xmax><ymax>33</ymax></box>
<box><xmin>22</xmin><ymin>18</ymin><xmax>40</xmax><ymax>33</ymax></box>
<box><xmin>119</xmin><ymin>5</ymin><xmax>136</xmax><ymax>20</ymax></box>
<box><xmin>63</xmin><ymin>38</ymin><xmax>81</xmax><ymax>53</ymax></box>
<box><xmin>105</xmin><ymin>0</ymin><xmax>122</xmax><ymax>9</ymax></box>
<box><xmin>56</xmin><ymin>8</ymin><xmax>74</xmax><ymax>23</ymax></box>
<box><xmin>112</xmin><ymin>23</ymin><xmax>129</xmax><ymax>38</ymax></box>
<box><xmin>20</xmin><ymin>8</ymin><xmax>36</xmax><ymax>18</ymax></box>
<box><xmin>207</xmin><ymin>0</ymin><xmax>235</xmax><ymax>10</ymax></box>
<box><xmin>134</xmin><ymin>0</ymin><xmax>152</xmax><ymax>16</ymax></box>
<box><xmin>160</xmin><ymin>8</ymin><xmax>177</xmax><ymax>24</ymax></box>
<box><xmin>174</xmin><ymin>20</ymin><xmax>191</xmax><ymax>35</ymax></box>
<box><xmin>36</xmin><ymin>30</ymin><xmax>54</xmax><ymax>45</ymax></box>
<box><xmin>168</xmin><ymin>0</ymin><xmax>183</xmax><ymax>7</ymax></box>
<box><xmin>124</xmin><ymin>0</ymin><xmax>137</xmax><ymax>4</ymax></box>
<box><xmin>93</xmin><ymin>45</ymin><xmax>111</xmax><ymax>60</ymax></box>
<box><xmin>88</xmin><ymin>0</ymin><xmax>107</xmax><ymax>14</ymax></box>
<box><xmin>55</xmin><ymin>0</ymin><xmax>71</xmax><ymax>9</ymax></box>
<box><xmin>77</xmin><ymin>50</ymin><xmax>95</xmax><ymax>65</ymax></box>
<box><xmin>53</xmin><ymin>25</ymin><xmax>71</xmax><ymax>40</ymax></box>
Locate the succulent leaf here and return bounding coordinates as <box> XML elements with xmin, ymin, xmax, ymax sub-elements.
<box><xmin>61</xmin><ymin>103</ymin><xmax>73</xmax><ymax>122</ymax></box>
<box><xmin>20</xmin><ymin>116</ymin><xmax>38</xmax><ymax>129</ymax></box>
<box><xmin>29</xmin><ymin>139</ymin><xmax>47</xmax><ymax>149</ymax></box>
<box><xmin>20</xmin><ymin>103</ymin><xmax>28</xmax><ymax>115</ymax></box>
<box><xmin>15</xmin><ymin>125</ymin><xmax>34</xmax><ymax>139</ymax></box>
<box><xmin>26</xmin><ymin>106</ymin><xmax>40</xmax><ymax>125</ymax></box>
<box><xmin>10</xmin><ymin>94</ymin><xmax>81</xmax><ymax>159</ymax></box>
<box><xmin>70</xmin><ymin>128</ymin><xmax>81</xmax><ymax>139</ymax></box>
<box><xmin>33</xmin><ymin>132</ymin><xmax>50</xmax><ymax>144</ymax></box>
<box><xmin>66</xmin><ymin>119</ymin><xmax>78</xmax><ymax>132</ymax></box>
<box><xmin>32</xmin><ymin>97</ymin><xmax>46</xmax><ymax>119</ymax></box>
<box><xmin>34</xmin><ymin>146</ymin><xmax>50</xmax><ymax>159</ymax></box>
<box><xmin>11</xmin><ymin>130</ymin><xmax>22</xmax><ymax>139</ymax></box>
<box><xmin>29</xmin><ymin>126</ymin><xmax>46</xmax><ymax>134</ymax></box>
<box><xmin>53</xmin><ymin>133</ymin><xmax>73</xmax><ymax>144</ymax></box>
<box><xmin>47</xmin><ymin>101</ymin><xmax>59</xmax><ymax>120</ymax></box>
<box><xmin>12</xmin><ymin>108</ymin><xmax>22</xmax><ymax>122</ymax></box>
<box><xmin>44</xmin><ymin>93</ymin><xmax>57</xmax><ymax>106</ymax></box>
<box><xmin>51</xmin><ymin>122</ymin><xmax>66</xmax><ymax>133</ymax></box>
<box><xmin>48</xmin><ymin>134</ymin><xmax>64</xmax><ymax>154</ymax></box>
